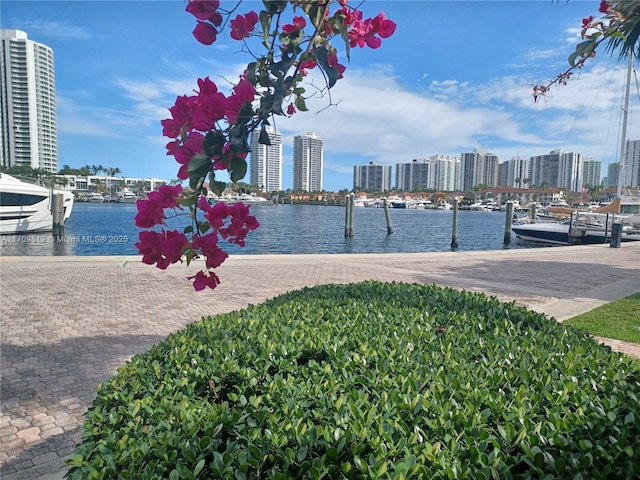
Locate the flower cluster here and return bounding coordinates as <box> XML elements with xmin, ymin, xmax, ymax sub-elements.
<box><xmin>342</xmin><ymin>9</ymin><xmax>396</xmax><ymax>49</ymax></box>
<box><xmin>134</xmin><ymin>187</ymin><xmax>259</xmax><ymax>289</ymax></box>
<box><xmin>136</xmin><ymin>0</ymin><xmax>395</xmax><ymax>290</ymax></box>
<box><xmin>161</xmin><ymin>76</ymin><xmax>255</xmax><ymax>180</ymax></box>
<box><xmin>187</xmin><ymin>0</ymin><xmax>222</xmax><ymax>45</ymax></box>
<box><xmin>533</xmin><ymin>0</ymin><xmax>637</xmax><ymax>102</ymax></box>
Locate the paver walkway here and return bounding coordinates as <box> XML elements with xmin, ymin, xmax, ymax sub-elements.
<box><xmin>1</xmin><ymin>243</ymin><xmax>639</xmax><ymax>479</ymax></box>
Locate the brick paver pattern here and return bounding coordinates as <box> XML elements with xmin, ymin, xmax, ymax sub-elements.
<box><xmin>1</xmin><ymin>244</ymin><xmax>639</xmax><ymax>479</ymax></box>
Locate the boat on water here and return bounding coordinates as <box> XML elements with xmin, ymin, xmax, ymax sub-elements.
<box><xmin>512</xmin><ymin>209</ymin><xmax>640</xmax><ymax>245</ymax></box>
<box><xmin>86</xmin><ymin>192</ymin><xmax>105</xmax><ymax>203</ymax></box>
<box><xmin>0</xmin><ymin>173</ymin><xmax>74</xmax><ymax>234</ymax></box>
<box><xmin>115</xmin><ymin>190</ymin><xmax>138</xmax><ymax>203</ymax></box>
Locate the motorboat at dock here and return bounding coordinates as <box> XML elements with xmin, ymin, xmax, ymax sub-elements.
<box><xmin>0</xmin><ymin>173</ymin><xmax>74</xmax><ymax>234</ymax></box>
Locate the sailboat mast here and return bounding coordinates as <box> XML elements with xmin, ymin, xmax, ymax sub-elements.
<box><xmin>616</xmin><ymin>52</ymin><xmax>633</xmax><ymax>198</ymax></box>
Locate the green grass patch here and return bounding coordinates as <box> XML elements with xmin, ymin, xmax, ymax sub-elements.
<box><xmin>564</xmin><ymin>292</ymin><xmax>640</xmax><ymax>344</ymax></box>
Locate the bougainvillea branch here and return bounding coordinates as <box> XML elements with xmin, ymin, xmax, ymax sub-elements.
<box><xmin>533</xmin><ymin>0</ymin><xmax>639</xmax><ymax>102</ymax></box>
<box><xmin>135</xmin><ymin>0</ymin><xmax>395</xmax><ymax>290</ymax></box>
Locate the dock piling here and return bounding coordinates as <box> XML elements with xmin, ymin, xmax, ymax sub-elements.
<box><xmin>344</xmin><ymin>194</ymin><xmax>351</xmax><ymax>238</ymax></box>
<box><xmin>451</xmin><ymin>197</ymin><xmax>459</xmax><ymax>250</ymax></box>
<box><xmin>383</xmin><ymin>199</ymin><xmax>393</xmax><ymax>234</ymax></box>
<box><xmin>503</xmin><ymin>201</ymin><xmax>514</xmax><ymax>244</ymax></box>
<box><xmin>349</xmin><ymin>194</ymin><xmax>355</xmax><ymax>237</ymax></box>
<box><xmin>51</xmin><ymin>193</ymin><xmax>65</xmax><ymax>238</ymax></box>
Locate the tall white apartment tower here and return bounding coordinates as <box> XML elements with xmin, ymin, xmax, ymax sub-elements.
<box><xmin>293</xmin><ymin>132</ymin><xmax>323</xmax><ymax>192</ymax></box>
<box><xmin>619</xmin><ymin>139</ymin><xmax>640</xmax><ymax>188</ymax></box>
<box><xmin>1</xmin><ymin>30</ymin><xmax>58</xmax><ymax>172</ymax></box>
<box><xmin>581</xmin><ymin>158</ymin><xmax>602</xmax><ymax>188</ymax></box>
<box><xmin>249</xmin><ymin>126</ymin><xmax>282</xmax><ymax>193</ymax></box>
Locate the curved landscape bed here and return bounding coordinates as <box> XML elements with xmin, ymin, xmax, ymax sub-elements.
<box><xmin>67</xmin><ymin>281</ymin><xmax>640</xmax><ymax>479</ymax></box>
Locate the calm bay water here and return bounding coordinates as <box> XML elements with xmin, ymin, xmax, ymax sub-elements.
<box><xmin>0</xmin><ymin>202</ymin><xmax>536</xmax><ymax>256</ymax></box>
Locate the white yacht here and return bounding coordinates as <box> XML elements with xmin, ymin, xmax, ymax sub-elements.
<box><xmin>115</xmin><ymin>190</ymin><xmax>139</xmax><ymax>203</ymax></box>
<box><xmin>87</xmin><ymin>192</ymin><xmax>105</xmax><ymax>203</ymax></box>
<box><xmin>0</xmin><ymin>173</ymin><xmax>74</xmax><ymax>234</ymax></box>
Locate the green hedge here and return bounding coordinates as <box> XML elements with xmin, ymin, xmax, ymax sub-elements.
<box><xmin>67</xmin><ymin>282</ymin><xmax>640</xmax><ymax>479</ymax></box>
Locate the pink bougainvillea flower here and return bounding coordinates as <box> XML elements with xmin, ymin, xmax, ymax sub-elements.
<box><xmin>298</xmin><ymin>59</ymin><xmax>317</xmax><ymax>72</ymax></box>
<box><xmin>582</xmin><ymin>15</ymin><xmax>595</xmax><ymax>27</ymax></box>
<box><xmin>188</xmin><ymin>270</ymin><xmax>221</xmax><ymax>291</ymax></box>
<box><xmin>282</xmin><ymin>15</ymin><xmax>307</xmax><ymax>34</ymax></box>
<box><xmin>136</xmin><ymin>230</ymin><xmax>189</xmax><ymax>270</ymax></box>
<box><xmin>373</xmin><ymin>12</ymin><xmax>396</xmax><ymax>38</ymax></box>
<box><xmin>598</xmin><ymin>1</ymin><xmax>610</xmax><ymax>14</ymax></box>
<box><xmin>186</xmin><ymin>0</ymin><xmax>222</xmax><ymax>25</ymax></box>
<box><xmin>196</xmin><ymin>76</ymin><xmax>219</xmax><ymax>96</ymax></box>
<box><xmin>287</xmin><ymin>103</ymin><xmax>296</xmax><ymax>115</ymax></box>
<box><xmin>223</xmin><ymin>76</ymin><xmax>256</xmax><ymax>125</ymax></box>
<box><xmin>134</xmin><ymin>199</ymin><xmax>165</xmax><ymax>228</ymax></box>
<box><xmin>229</xmin><ymin>11</ymin><xmax>259</xmax><ymax>40</ymax></box>
<box><xmin>161</xmin><ymin>95</ymin><xmax>192</xmax><ymax>138</ymax></box>
<box><xmin>170</xmin><ymin>131</ymin><xmax>205</xmax><ymax>180</ymax></box>
<box><xmin>192</xmin><ymin>233</ymin><xmax>229</xmax><ymax>269</ymax></box>
<box><xmin>148</xmin><ymin>184</ymin><xmax>183</xmax><ymax>209</ymax></box>
<box><xmin>193</xmin><ymin>21</ymin><xmax>218</xmax><ymax>45</ymax></box>
<box><xmin>198</xmin><ymin>196</ymin><xmax>228</xmax><ymax>230</ymax></box>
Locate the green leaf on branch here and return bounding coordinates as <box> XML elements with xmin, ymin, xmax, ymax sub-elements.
<box><xmin>315</xmin><ymin>46</ymin><xmax>339</xmax><ymax>89</ymax></box>
<box><xmin>176</xmin><ymin>194</ymin><xmax>197</xmax><ymax>207</ymax></box>
<box><xmin>569</xmin><ymin>40</ymin><xmax>597</xmax><ymax>66</ymax></box>
<box><xmin>198</xmin><ymin>221</ymin><xmax>210</xmax><ymax>234</ymax></box>
<box><xmin>202</xmin><ymin>130</ymin><xmax>225</xmax><ymax>157</ymax></box>
<box><xmin>295</xmin><ymin>95</ymin><xmax>308</xmax><ymax>112</ymax></box>
<box><xmin>229</xmin><ymin>158</ymin><xmax>248</xmax><ymax>183</ymax></box>
<box><xmin>188</xmin><ymin>154</ymin><xmax>212</xmax><ymax>190</ymax></box>
<box><xmin>184</xmin><ymin>248</ymin><xmax>196</xmax><ymax>266</ymax></box>
<box><xmin>258</xmin><ymin>125</ymin><xmax>272</xmax><ymax>145</ymax></box>
<box><xmin>266</xmin><ymin>1</ymin><xmax>287</xmax><ymax>14</ymax></box>
<box><xmin>328</xmin><ymin>11</ymin><xmax>351</xmax><ymax>61</ymax></box>
<box><xmin>259</xmin><ymin>10</ymin><xmax>272</xmax><ymax>45</ymax></box>
<box><xmin>209</xmin><ymin>180</ymin><xmax>227</xmax><ymax>197</ymax></box>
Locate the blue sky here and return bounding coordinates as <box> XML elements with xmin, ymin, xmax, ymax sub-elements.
<box><xmin>2</xmin><ymin>0</ymin><xmax>638</xmax><ymax>191</ymax></box>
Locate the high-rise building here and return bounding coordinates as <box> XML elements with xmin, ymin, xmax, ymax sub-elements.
<box><xmin>460</xmin><ymin>149</ymin><xmax>500</xmax><ymax>191</ymax></box>
<box><xmin>558</xmin><ymin>151</ymin><xmax>582</xmax><ymax>192</ymax></box>
<box><xmin>395</xmin><ymin>159</ymin><xmax>432</xmax><ymax>191</ymax></box>
<box><xmin>249</xmin><ymin>126</ymin><xmax>282</xmax><ymax>193</ymax></box>
<box><xmin>581</xmin><ymin>158</ymin><xmax>602</xmax><ymax>188</ymax></box>
<box><xmin>354</xmin><ymin>162</ymin><xmax>392</xmax><ymax>192</ymax></box>
<box><xmin>619</xmin><ymin>139</ymin><xmax>640</xmax><ymax>188</ymax></box>
<box><xmin>396</xmin><ymin>155</ymin><xmax>460</xmax><ymax>192</ymax></box>
<box><xmin>431</xmin><ymin>155</ymin><xmax>461</xmax><ymax>192</ymax></box>
<box><xmin>1</xmin><ymin>30</ymin><xmax>57</xmax><ymax>172</ymax></box>
<box><xmin>500</xmin><ymin>156</ymin><xmax>531</xmax><ymax>188</ymax></box>
<box><xmin>606</xmin><ymin>162</ymin><xmax>620</xmax><ymax>189</ymax></box>
<box><xmin>293</xmin><ymin>132</ymin><xmax>323</xmax><ymax>192</ymax></box>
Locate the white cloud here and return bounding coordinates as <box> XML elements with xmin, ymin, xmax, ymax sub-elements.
<box><xmin>18</xmin><ymin>19</ymin><xmax>91</xmax><ymax>39</ymax></box>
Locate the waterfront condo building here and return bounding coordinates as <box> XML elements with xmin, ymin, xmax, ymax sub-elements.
<box><xmin>249</xmin><ymin>126</ymin><xmax>282</xmax><ymax>193</ymax></box>
<box><xmin>606</xmin><ymin>162</ymin><xmax>620</xmax><ymax>189</ymax></box>
<box><xmin>581</xmin><ymin>158</ymin><xmax>602</xmax><ymax>188</ymax></box>
<box><xmin>619</xmin><ymin>139</ymin><xmax>640</xmax><ymax>188</ymax></box>
<box><xmin>500</xmin><ymin>156</ymin><xmax>531</xmax><ymax>188</ymax></box>
<box><xmin>0</xmin><ymin>30</ymin><xmax>57</xmax><ymax>173</ymax></box>
<box><xmin>395</xmin><ymin>155</ymin><xmax>460</xmax><ymax>191</ymax></box>
<box><xmin>354</xmin><ymin>162</ymin><xmax>392</xmax><ymax>192</ymax></box>
<box><xmin>293</xmin><ymin>132</ymin><xmax>323</xmax><ymax>192</ymax></box>
<box><xmin>529</xmin><ymin>149</ymin><xmax>582</xmax><ymax>191</ymax></box>
<box><xmin>460</xmin><ymin>149</ymin><xmax>500</xmax><ymax>191</ymax></box>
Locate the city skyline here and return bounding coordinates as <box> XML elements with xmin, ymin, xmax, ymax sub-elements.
<box><xmin>1</xmin><ymin>2</ymin><xmax>638</xmax><ymax>190</ymax></box>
